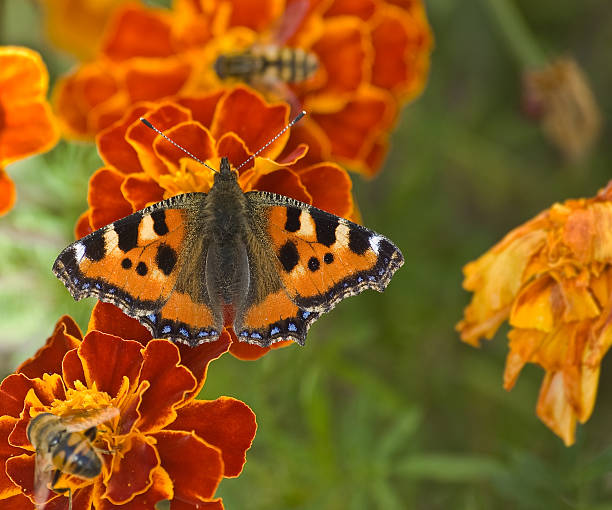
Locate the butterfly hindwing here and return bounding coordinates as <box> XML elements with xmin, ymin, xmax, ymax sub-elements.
<box><xmin>53</xmin><ymin>194</ymin><xmax>223</xmax><ymax>345</ymax></box>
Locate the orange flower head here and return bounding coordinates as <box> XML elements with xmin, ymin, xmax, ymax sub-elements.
<box><xmin>53</xmin><ymin>0</ymin><xmax>432</xmax><ymax>175</ymax></box>
<box><xmin>0</xmin><ymin>316</ymin><xmax>256</xmax><ymax>509</ymax></box>
<box><xmin>77</xmin><ymin>86</ymin><xmax>355</xmax><ymax>360</ymax></box>
<box><xmin>457</xmin><ymin>182</ymin><xmax>612</xmax><ymax>445</ymax></box>
<box><xmin>0</xmin><ymin>46</ymin><xmax>59</xmax><ymax>215</ymax></box>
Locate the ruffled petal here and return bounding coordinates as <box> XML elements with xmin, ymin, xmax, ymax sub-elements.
<box><xmin>0</xmin><ymin>416</ymin><xmax>22</xmax><ymax>499</ymax></box>
<box><xmin>0</xmin><ymin>46</ymin><xmax>48</xmax><ymax>102</ymax></box>
<box><xmin>0</xmin><ymin>374</ymin><xmax>64</xmax><ymax>418</ymax></box>
<box><xmin>17</xmin><ymin>316</ymin><xmax>82</xmax><ymax>379</ymax></box>
<box><xmin>172</xmin><ymin>397</ymin><xmax>256</xmax><ymax>477</ymax></box>
<box><xmin>125</xmin><ymin>59</ymin><xmax>192</xmax><ymax>102</ymax></box>
<box><xmin>137</xmin><ymin>340</ymin><xmax>196</xmax><ymax>433</ymax></box>
<box><xmin>153</xmin><ymin>430</ymin><xmax>223</xmax><ymax>504</ymax></box>
<box><xmin>104</xmin><ymin>432</ymin><xmax>159</xmax><ymax>504</ymax></box>
<box><xmin>251</xmin><ymin>167</ymin><xmax>312</xmax><ymax>204</ymax></box>
<box><xmin>171</xmin><ymin>497</ymin><xmax>224</xmax><ymax>510</ymax></box>
<box><xmin>88</xmin><ymin>302</ymin><xmax>152</xmax><ymax>345</ymax></box>
<box><xmin>297</xmin><ymin>163</ymin><xmax>353</xmax><ymax>217</ymax></box>
<box><xmin>122</xmin><ymin>173</ymin><xmax>165</xmax><ymax>210</ymax></box>
<box><xmin>96</xmin><ymin>467</ymin><xmax>173</xmax><ymax>510</ymax></box>
<box><xmin>0</xmin><ymin>169</ymin><xmax>16</xmax><ymax>216</ymax></box>
<box><xmin>88</xmin><ymin>167</ymin><xmax>134</xmax><ymax>230</ymax></box>
<box><xmin>76</xmin><ymin>331</ymin><xmax>143</xmax><ymax>396</ymax></box>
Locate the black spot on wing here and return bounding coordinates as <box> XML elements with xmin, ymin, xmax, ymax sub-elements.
<box><xmin>136</xmin><ymin>262</ymin><xmax>148</xmax><ymax>276</ymax></box>
<box><xmin>324</xmin><ymin>252</ymin><xmax>334</xmax><ymax>264</ymax></box>
<box><xmin>83</xmin><ymin>234</ymin><xmax>106</xmax><ymax>261</ymax></box>
<box><xmin>348</xmin><ymin>225</ymin><xmax>371</xmax><ymax>255</ymax></box>
<box><xmin>121</xmin><ymin>258</ymin><xmax>132</xmax><ymax>269</ymax></box>
<box><xmin>115</xmin><ymin>215</ymin><xmax>141</xmax><ymax>253</ymax></box>
<box><xmin>151</xmin><ymin>209</ymin><xmax>169</xmax><ymax>236</ymax></box>
<box><xmin>308</xmin><ymin>256</ymin><xmax>320</xmax><ymax>272</ymax></box>
<box><xmin>285</xmin><ymin>206</ymin><xmax>301</xmax><ymax>232</ymax></box>
<box><xmin>314</xmin><ymin>212</ymin><xmax>338</xmax><ymax>247</ymax></box>
<box><xmin>279</xmin><ymin>241</ymin><xmax>299</xmax><ymax>272</ymax></box>
<box><xmin>155</xmin><ymin>244</ymin><xmax>177</xmax><ymax>276</ymax></box>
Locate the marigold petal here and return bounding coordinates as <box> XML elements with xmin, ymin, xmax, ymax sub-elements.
<box><xmin>137</xmin><ymin>340</ymin><xmax>196</xmax><ymax>433</ymax></box>
<box><xmin>228</xmin><ymin>340</ymin><xmax>270</xmax><ymax>360</ymax></box>
<box><xmin>0</xmin><ymin>493</ymin><xmax>33</xmax><ymax>509</ymax></box>
<box><xmin>171</xmin><ymin>497</ymin><xmax>224</xmax><ymax>510</ymax></box>
<box><xmin>0</xmin><ymin>374</ymin><xmax>64</xmax><ymax>419</ymax></box>
<box><xmin>17</xmin><ymin>315</ymin><xmax>82</xmax><ymax>379</ymax></box>
<box><xmin>153</xmin><ymin>430</ymin><xmax>223</xmax><ymax>504</ymax></box>
<box><xmin>0</xmin><ymin>102</ymin><xmax>58</xmax><ymax>166</ymax></box>
<box><xmin>281</xmin><ymin>120</ymin><xmax>330</xmax><ymax>169</ymax></box>
<box><xmin>103</xmin><ymin>6</ymin><xmax>175</xmax><ymax>60</ymax></box>
<box><xmin>76</xmin><ymin>331</ymin><xmax>143</xmax><ymax>396</ymax></box>
<box><xmin>177</xmin><ymin>92</ymin><xmax>225</xmax><ymax>127</ymax></box>
<box><xmin>5</xmin><ymin>454</ymin><xmax>36</xmax><ymax>505</ymax></box>
<box><xmin>62</xmin><ymin>349</ymin><xmax>87</xmax><ymax>390</ymax></box>
<box><xmin>297</xmin><ymin>163</ymin><xmax>353</xmax><ymax>217</ymax></box>
<box><xmin>216</xmin><ymin>132</ymin><xmax>251</xmax><ymax>171</ymax></box>
<box><xmin>0</xmin><ymin>169</ymin><xmax>16</xmax><ymax>216</ymax></box>
<box><xmin>563</xmin><ymin>202</ymin><xmax>612</xmax><ymax>263</ymax></box>
<box><xmin>0</xmin><ymin>416</ymin><xmax>22</xmax><ymax>499</ymax></box>
<box><xmin>125</xmin><ymin>60</ymin><xmax>192</xmax><ymax>103</ymax></box>
<box><xmin>536</xmin><ymin>371</ymin><xmax>576</xmax><ymax>446</ymax></box>
<box><xmin>252</xmin><ymin>168</ymin><xmax>312</xmax><ymax>204</ymax></box>
<box><xmin>172</xmin><ymin>397</ymin><xmax>256</xmax><ymax>477</ymax></box>
<box><xmin>510</xmin><ymin>276</ymin><xmax>558</xmax><ymax>332</ymax></box>
<box><xmin>88</xmin><ymin>167</ymin><xmax>134</xmax><ymax>230</ymax></box>
<box><xmin>75</xmin><ymin>210</ymin><xmax>93</xmax><ymax>239</ymax></box>
<box><xmin>89</xmin><ymin>302</ymin><xmax>152</xmax><ymax>345</ymax></box>
<box><xmin>311</xmin><ymin>17</ymin><xmax>368</xmax><ymax>95</ymax></box>
<box><xmin>97</xmin><ymin>104</ymin><xmax>151</xmax><ymax>174</ymax></box>
<box><xmin>0</xmin><ymin>47</ymin><xmax>48</xmax><ymax>102</ymax></box>
<box><xmin>210</xmin><ymin>87</ymin><xmax>289</xmax><ymax>159</ymax></box>
<box><xmin>105</xmin><ymin>432</ymin><xmax>160</xmax><ymax>504</ymax></box>
<box><xmin>504</xmin><ymin>328</ymin><xmax>544</xmax><ymax>389</ymax></box>
<box><xmin>154</xmin><ymin>122</ymin><xmax>216</xmax><ymax>173</ymax></box>
<box><xmin>225</xmin><ymin>0</ymin><xmax>283</xmax><ymax>31</ymax></box>
<box><xmin>97</xmin><ymin>467</ymin><xmax>173</xmax><ymax>510</ymax></box>
<box><xmin>122</xmin><ymin>173</ymin><xmax>166</xmax><ymax>210</ymax></box>
<box><xmin>324</xmin><ymin>0</ymin><xmax>376</xmax><ymax>19</ymax></box>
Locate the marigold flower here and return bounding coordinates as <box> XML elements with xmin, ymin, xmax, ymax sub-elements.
<box><xmin>0</xmin><ymin>315</ymin><xmax>256</xmax><ymax>509</ymax></box>
<box><xmin>457</xmin><ymin>182</ymin><xmax>612</xmax><ymax>445</ymax></box>
<box><xmin>53</xmin><ymin>0</ymin><xmax>432</xmax><ymax>175</ymax></box>
<box><xmin>0</xmin><ymin>46</ymin><xmax>59</xmax><ymax>215</ymax></box>
<box><xmin>75</xmin><ymin>85</ymin><xmax>354</xmax><ymax>360</ymax></box>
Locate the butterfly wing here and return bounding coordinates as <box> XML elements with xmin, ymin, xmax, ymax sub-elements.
<box><xmin>234</xmin><ymin>192</ymin><xmax>403</xmax><ymax>346</ymax></box>
<box><xmin>53</xmin><ymin>193</ymin><xmax>223</xmax><ymax>345</ymax></box>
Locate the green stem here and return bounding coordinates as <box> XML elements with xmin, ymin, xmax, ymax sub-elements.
<box><xmin>481</xmin><ymin>0</ymin><xmax>547</xmax><ymax>68</ymax></box>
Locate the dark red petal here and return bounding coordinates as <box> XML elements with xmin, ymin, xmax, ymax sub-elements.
<box><xmin>62</xmin><ymin>349</ymin><xmax>86</xmax><ymax>390</ymax></box>
<box><xmin>137</xmin><ymin>340</ymin><xmax>196</xmax><ymax>433</ymax></box>
<box><xmin>297</xmin><ymin>163</ymin><xmax>353</xmax><ymax>217</ymax></box>
<box><xmin>75</xmin><ymin>210</ymin><xmax>93</xmax><ymax>239</ymax></box>
<box><xmin>172</xmin><ymin>398</ymin><xmax>256</xmax><ymax>477</ymax></box>
<box><xmin>88</xmin><ymin>302</ymin><xmax>152</xmax><ymax>345</ymax></box>
<box><xmin>0</xmin><ymin>416</ymin><xmax>22</xmax><ymax>499</ymax></box>
<box><xmin>5</xmin><ymin>454</ymin><xmax>35</xmax><ymax>502</ymax></box>
<box><xmin>178</xmin><ymin>332</ymin><xmax>231</xmax><ymax>398</ymax></box>
<box><xmin>88</xmin><ymin>167</ymin><xmax>134</xmax><ymax>230</ymax></box>
<box><xmin>171</xmin><ymin>497</ymin><xmax>224</xmax><ymax>510</ymax></box>
<box><xmin>96</xmin><ymin>104</ymin><xmax>150</xmax><ymax>174</ymax></box>
<box><xmin>0</xmin><ymin>493</ymin><xmax>35</xmax><ymax>509</ymax></box>
<box><xmin>104</xmin><ymin>432</ymin><xmax>159</xmax><ymax>504</ymax></box>
<box><xmin>154</xmin><ymin>122</ymin><xmax>216</xmax><ymax>171</ymax></box>
<box><xmin>0</xmin><ymin>374</ymin><xmax>65</xmax><ymax>418</ymax></box>
<box><xmin>228</xmin><ymin>340</ymin><xmax>270</xmax><ymax>360</ymax></box>
<box><xmin>216</xmin><ymin>132</ymin><xmax>251</xmax><ymax>172</ymax></box>
<box><xmin>125</xmin><ymin>60</ymin><xmax>191</xmax><ymax>102</ymax></box>
<box><xmin>153</xmin><ymin>430</ymin><xmax>223</xmax><ymax>504</ymax></box>
<box><xmin>17</xmin><ymin>316</ymin><xmax>82</xmax><ymax>379</ymax></box>
<box><xmin>210</xmin><ymin>87</ymin><xmax>289</xmax><ymax>158</ymax></box>
<box><xmin>96</xmin><ymin>467</ymin><xmax>172</xmax><ymax>510</ymax></box>
<box><xmin>77</xmin><ymin>331</ymin><xmax>143</xmax><ymax>396</ymax></box>
<box><xmin>122</xmin><ymin>173</ymin><xmax>165</xmax><ymax>211</ymax></box>
<box><xmin>252</xmin><ymin>168</ymin><xmax>312</xmax><ymax>204</ymax></box>
<box><xmin>177</xmin><ymin>92</ymin><xmax>225</xmax><ymax>128</ymax></box>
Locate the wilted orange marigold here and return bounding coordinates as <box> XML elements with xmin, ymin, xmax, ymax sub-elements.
<box><xmin>457</xmin><ymin>181</ymin><xmax>612</xmax><ymax>445</ymax></box>
<box><xmin>53</xmin><ymin>0</ymin><xmax>432</xmax><ymax>175</ymax></box>
<box><xmin>0</xmin><ymin>46</ymin><xmax>59</xmax><ymax>216</ymax></box>
<box><xmin>0</xmin><ymin>315</ymin><xmax>255</xmax><ymax>509</ymax></box>
<box><xmin>76</xmin><ymin>85</ymin><xmax>355</xmax><ymax>360</ymax></box>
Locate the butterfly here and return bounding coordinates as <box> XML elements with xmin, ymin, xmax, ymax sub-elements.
<box><xmin>53</xmin><ymin>129</ymin><xmax>403</xmax><ymax>348</ymax></box>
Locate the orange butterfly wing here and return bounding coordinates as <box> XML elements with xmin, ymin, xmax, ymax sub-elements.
<box><xmin>53</xmin><ymin>194</ymin><xmax>222</xmax><ymax>345</ymax></box>
<box><xmin>234</xmin><ymin>193</ymin><xmax>403</xmax><ymax>346</ymax></box>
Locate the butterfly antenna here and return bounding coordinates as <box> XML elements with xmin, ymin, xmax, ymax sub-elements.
<box><xmin>139</xmin><ymin>117</ymin><xmax>217</xmax><ymax>173</ymax></box>
<box><xmin>236</xmin><ymin>110</ymin><xmax>306</xmax><ymax>171</ymax></box>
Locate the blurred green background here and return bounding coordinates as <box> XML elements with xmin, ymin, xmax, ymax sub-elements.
<box><xmin>2</xmin><ymin>1</ymin><xmax>612</xmax><ymax>509</ymax></box>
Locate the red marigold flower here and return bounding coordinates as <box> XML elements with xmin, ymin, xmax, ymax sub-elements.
<box><xmin>75</xmin><ymin>86</ymin><xmax>354</xmax><ymax>360</ymax></box>
<box><xmin>0</xmin><ymin>46</ymin><xmax>59</xmax><ymax>216</ymax></box>
<box><xmin>53</xmin><ymin>0</ymin><xmax>432</xmax><ymax>175</ymax></box>
<box><xmin>456</xmin><ymin>181</ymin><xmax>612</xmax><ymax>446</ymax></box>
<box><xmin>0</xmin><ymin>315</ymin><xmax>255</xmax><ymax>509</ymax></box>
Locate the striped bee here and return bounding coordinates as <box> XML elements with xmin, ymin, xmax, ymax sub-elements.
<box><xmin>214</xmin><ymin>0</ymin><xmax>318</xmax><ymax>107</ymax></box>
<box><xmin>26</xmin><ymin>407</ymin><xmax>118</xmax><ymax>510</ymax></box>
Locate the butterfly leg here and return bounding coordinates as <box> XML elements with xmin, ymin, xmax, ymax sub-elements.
<box><xmin>50</xmin><ymin>469</ymin><xmax>73</xmax><ymax>510</ymax></box>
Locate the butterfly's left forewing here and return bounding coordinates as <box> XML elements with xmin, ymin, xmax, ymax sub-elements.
<box><xmin>53</xmin><ymin>194</ymin><xmax>223</xmax><ymax>345</ymax></box>
<box><xmin>234</xmin><ymin>192</ymin><xmax>404</xmax><ymax>346</ymax></box>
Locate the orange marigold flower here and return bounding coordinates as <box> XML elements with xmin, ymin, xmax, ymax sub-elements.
<box><xmin>37</xmin><ymin>0</ymin><xmax>130</xmax><ymax>61</ymax></box>
<box><xmin>456</xmin><ymin>182</ymin><xmax>612</xmax><ymax>445</ymax></box>
<box><xmin>75</xmin><ymin>86</ymin><xmax>354</xmax><ymax>360</ymax></box>
<box><xmin>0</xmin><ymin>46</ymin><xmax>59</xmax><ymax>216</ymax></box>
<box><xmin>53</xmin><ymin>0</ymin><xmax>432</xmax><ymax>175</ymax></box>
<box><xmin>0</xmin><ymin>315</ymin><xmax>255</xmax><ymax>509</ymax></box>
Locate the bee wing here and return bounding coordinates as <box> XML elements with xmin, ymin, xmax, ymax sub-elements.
<box><xmin>33</xmin><ymin>450</ymin><xmax>53</xmax><ymax>509</ymax></box>
<box><xmin>61</xmin><ymin>406</ymin><xmax>119</xmax><ymax>432</ymax></box>
<box><xmin>267</xmin><ymin>0</ymin><xmax>310</xmax><ymax>45</ymax></box>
